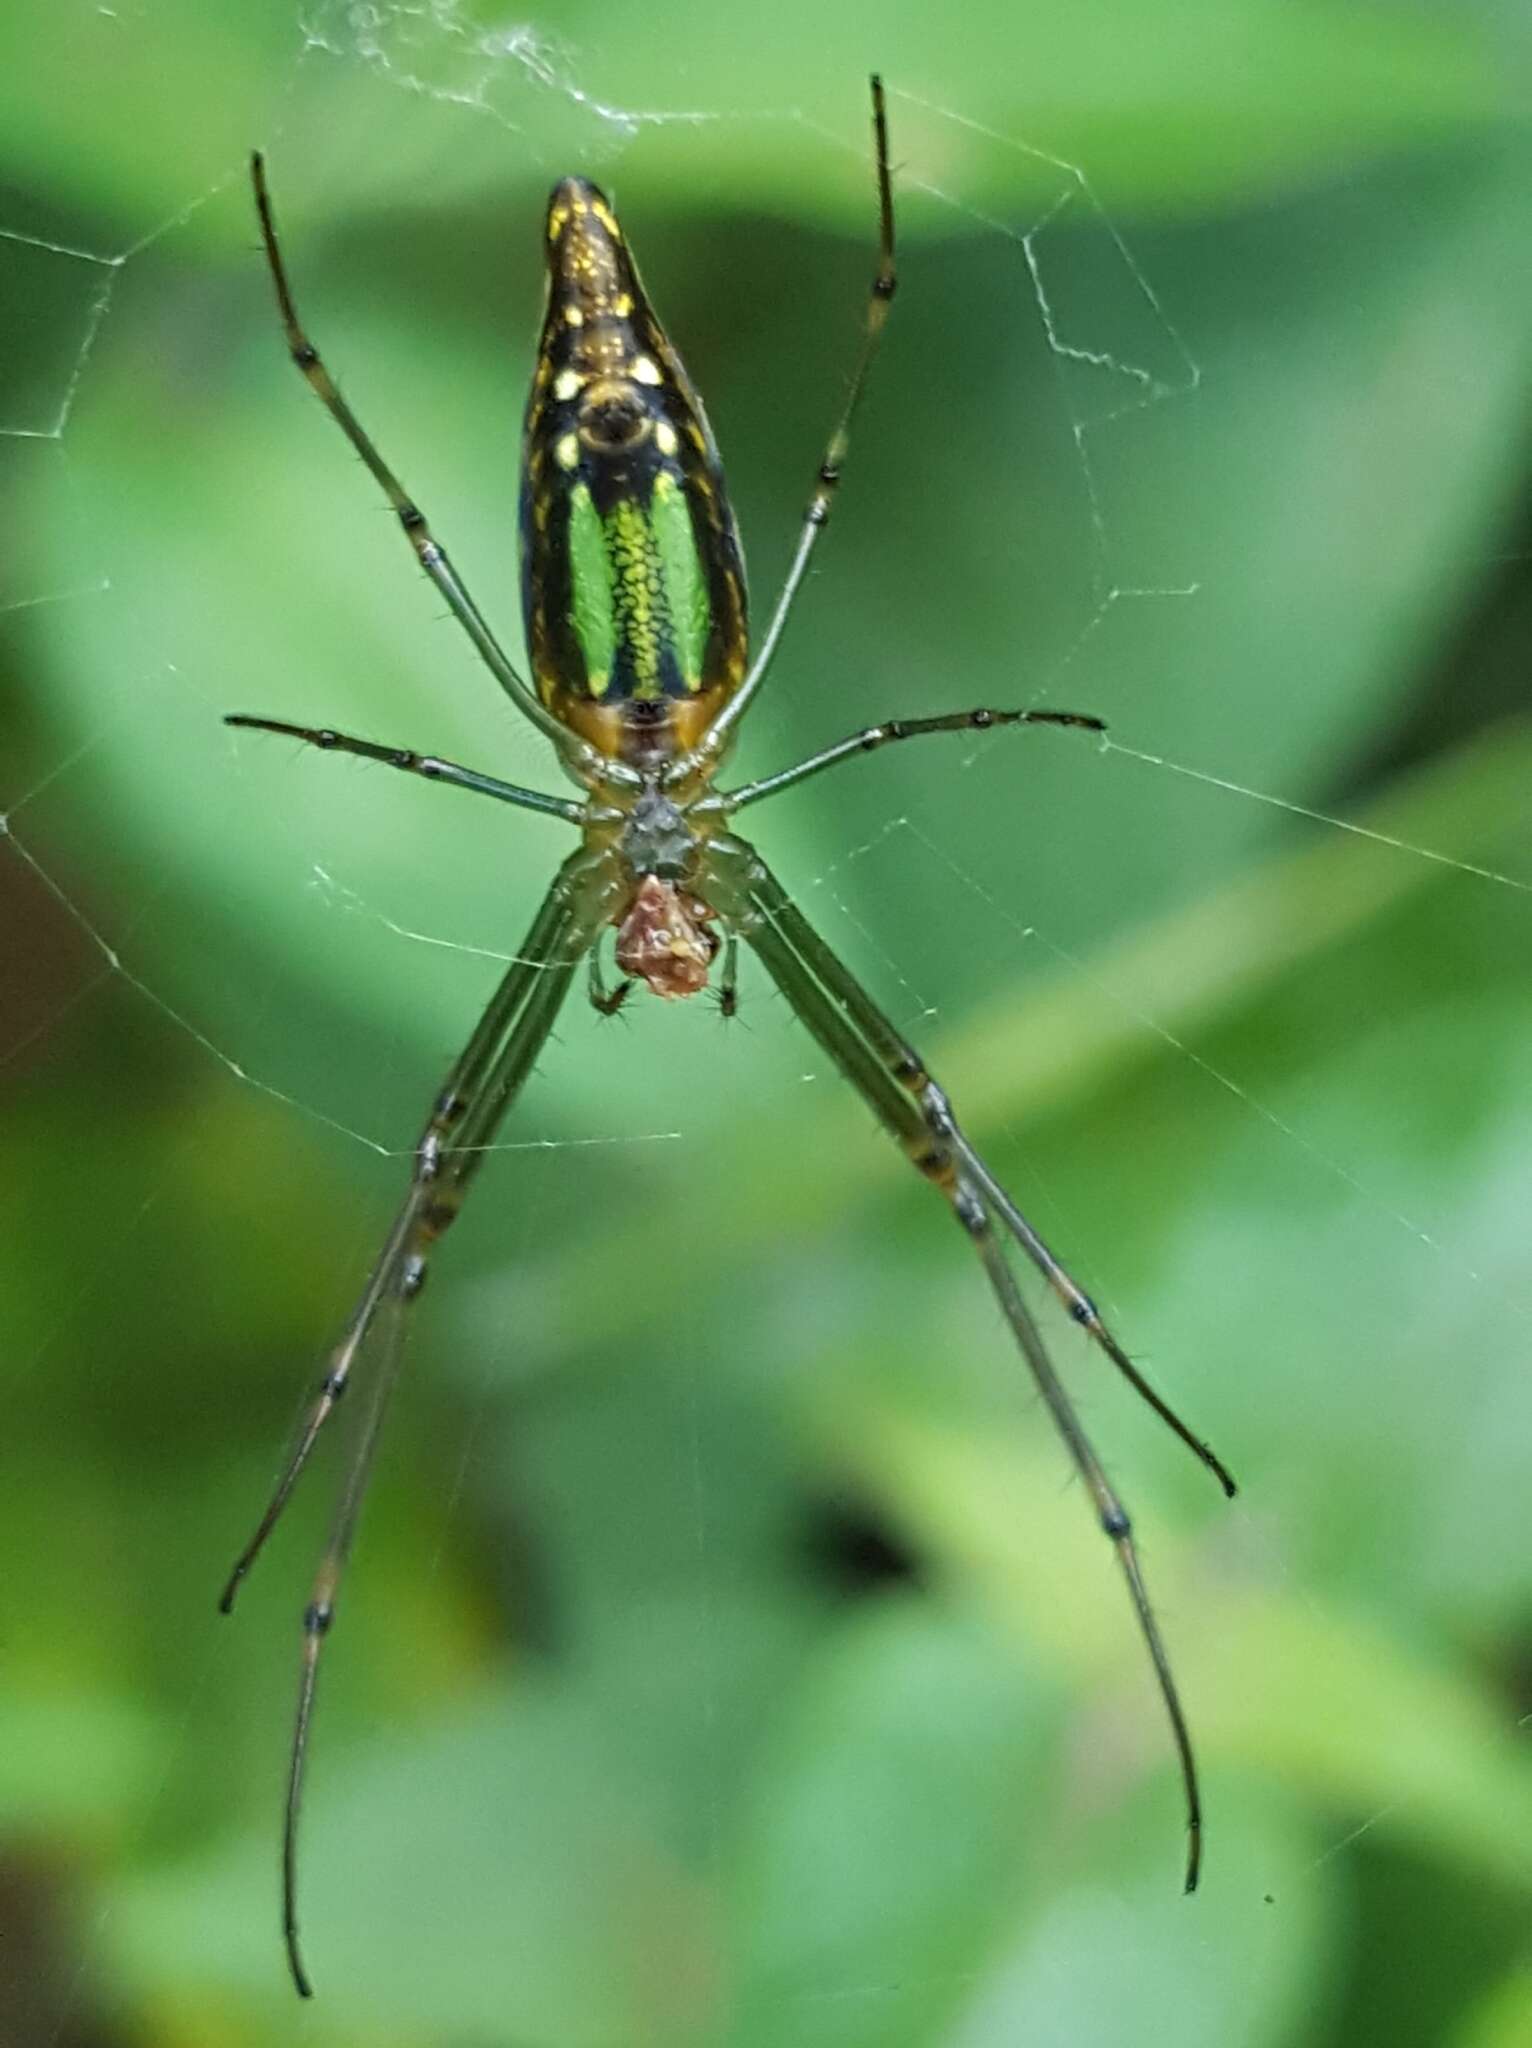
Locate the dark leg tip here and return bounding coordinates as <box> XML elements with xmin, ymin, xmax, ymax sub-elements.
<box><xmin>1202</xmin><ymin>1444</ymin><xmax>1238</xmax><ymax>1498</ymax></box>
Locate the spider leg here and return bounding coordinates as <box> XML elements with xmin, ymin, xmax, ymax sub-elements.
<box><xmin>741</xmin><ymin>852</ymin><xmax>1235</xmax><ymax>1496</ymax></box>
<box><xmin>712</xmin><ymin>833</ymin><xmax>1229</xmax><ymax>1891</ymax></box>
<box><xmin>217</xmin><ymin>860</ymin><xmax>595</xmax><ymax>1614</ymax></box>
<box><xmin>586</xmin><ymin>938</ymin><xmax>634</xmax><ymax>1017</ymax></box>
<box><xmin>282</xmin><ymin>1278</ymin><xmax>407</xmax><ymax>1999</ymax></box>
<box><xmin>716</xmin><ymin>707</ymin><xmax>1105</xmax><ymax>812</ymax></box>
<box><xmin>219</xmin><ymin>852</ymin><xmax>606</xmax><ymax>1995</ymax></box>
<box><xmin>225</xmin><ymin>714</ymin><xmax>584</xmax><ymax>822</ymax></box>
<box><xmin>692</xmin><ymin>76</ymin><xmax>897</xmax><ymax>764</ymax></box>
<box><xmin>717</xmin><ymin>931</ymin><xmax>740</xmax><ymax>1018</ymax></box>
<box><xmin>249</xmin><ymin>155</ymin><xmax>593</xmax><ymax>771</ymax></box>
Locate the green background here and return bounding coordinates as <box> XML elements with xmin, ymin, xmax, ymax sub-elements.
<box><xmin>2</xmin><ymin>2</ymin><xmax>1530</xmax><ymax>2042</ymax></box>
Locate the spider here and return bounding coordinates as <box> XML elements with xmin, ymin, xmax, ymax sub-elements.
<box><xmin>220</xmin><ymin>77</ymin><xmax>1236</xmax><ymax>1997</ymax></box>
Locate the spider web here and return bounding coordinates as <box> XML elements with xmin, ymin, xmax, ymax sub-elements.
<box><xmin>4</xmin><ymin>5</ymin><xmax>1531</xmax><ymax>2045</ymax></box>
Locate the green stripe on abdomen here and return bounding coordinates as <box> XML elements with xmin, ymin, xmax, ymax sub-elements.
<box><xmin>566</xmin><ymin>482</ymin><xmax>617</xmax><ymax>697</ymax></box>
<box><xmin>652</xmin><ymin>471</ymin><xmax>709</xmax><ymax>690</ymax></box>
<box><xmin>564</xmin><ymin>471</ymin><xmax>713</xmax><ymax>700</ymax></box>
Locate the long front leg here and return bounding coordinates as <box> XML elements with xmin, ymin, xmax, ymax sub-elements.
<box><xmin>218</xmin><ymin>855</ymin><xmax>602</xmax><ymax>1995</ymax></box>
<box><xmin>715</xmin><ymin>835</ymin><xmax>1229</xmax><ymax>1891</ymax></box>
<box><xmin>277</xmin><ymin>934</ymin><xmax>584</xmax><ymax>1997</ymax></box>
<box><xmin>218</xmin><ymin>861</ymin><xmax>595</xmax><ymax>1614</ymax></box>
<box><xmin>747</xmin><ymin>859</ymin><xmax>1235</xmax><ymax>1499</ymax></box>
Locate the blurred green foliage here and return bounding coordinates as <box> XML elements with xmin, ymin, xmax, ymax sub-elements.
<box><xmin>2</xmin><ymin>2</ymin><xmax>1531</xmax><ymax>2043</ymax></box>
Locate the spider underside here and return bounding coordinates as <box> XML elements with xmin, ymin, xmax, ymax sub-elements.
<box><xmin>221</xmin><ymin>78</ymin><xmax>1236</xmax><ymax>1998</ymax></box>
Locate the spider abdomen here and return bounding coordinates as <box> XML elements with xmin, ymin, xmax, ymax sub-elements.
<box><xmin>520</xmin><ymin>178</ymin><xmax>748</xmax><ymax>763</ymax></box>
